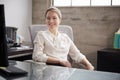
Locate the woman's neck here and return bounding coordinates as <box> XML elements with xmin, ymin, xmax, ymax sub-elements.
<box><xmin>49</xmin><ymin>28</ymin><xmax>58</xmax><ymax>36</ymax></box>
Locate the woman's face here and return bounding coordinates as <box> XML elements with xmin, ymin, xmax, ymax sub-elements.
<box><xmin>45</xmin><ymin>11</ymin><xmax>61</xmax><ymax>30</ymax></box>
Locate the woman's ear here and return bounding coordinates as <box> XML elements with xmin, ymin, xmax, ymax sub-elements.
<box><xmin>59</xmin><ymin>18</ymin><xmax>62</xmax><ymax>24</ymax></box>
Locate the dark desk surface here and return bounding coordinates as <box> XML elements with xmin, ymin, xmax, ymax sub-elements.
<box><xmin>8</xmin><ymin>47</ymin><xmax>33</xmax><ymax>60</ymax></box>
<box><xmin>8</xmin><ymin>47</ymin><xmax>33</xmax><ymax>56</ymax></box>
<box><xmin>0</xmin><ymin>61</ymin><xmax>120</xmax><ymax>80</ymax></box>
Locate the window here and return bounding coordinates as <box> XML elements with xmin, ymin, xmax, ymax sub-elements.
<box><xmin>91</xmin><ymin>0</ymin><xmax>111</xmax><ymax>6</ymax></box>
<box><xmin>53</xmin><ymin>0</ymin><xmax>120</xmax><ymax>6</ymax></box>
<box><xmin>72</xmin><ymin>0</ymin><xmax>90</xmax><ymax>6</ymax></box>
<box><xmin>54</xmin><ymin>0</ymin><xmax>71</xmax><ymax>6</ymax></box>
<box><xmin>112</xmin><ymin>0</ymin><xmax>120</xmax><ymax>5</ymax></box>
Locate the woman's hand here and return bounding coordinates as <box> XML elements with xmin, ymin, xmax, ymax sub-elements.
<box><xmin>47</xmin><ymin>57</ymin><xmax>72</xmax><ymax>67</ymax></box>
<box><xmin>85</xmin><ymin>63</ymin><xmax>94</xmax><ymax>70</ymax></box>
<box><xmin>81</xmin><ymin>57</ymin><xmax>94</xmax><ymax>70</ymax></box>
<box><xmin>59</xmin><ymin>60</ymin><xmax>72</xmax><ymax>68</ymax></box>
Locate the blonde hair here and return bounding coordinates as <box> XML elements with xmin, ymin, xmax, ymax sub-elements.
<box><xmin>45</xmin><ymin>7</ymin><xmax>62</xmax><ymax>19</ymax></box>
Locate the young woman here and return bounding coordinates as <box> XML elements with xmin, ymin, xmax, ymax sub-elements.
<box><xmin>33</xmin><ymin>7</ymin><xmax>94</xmax><ymax>70</ymax></box>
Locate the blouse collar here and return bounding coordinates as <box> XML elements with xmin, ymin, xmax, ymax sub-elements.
<box><xmin>47</xmin><ymin>30</ymin><xmax>60</xmax><ymax>38</ymax></box>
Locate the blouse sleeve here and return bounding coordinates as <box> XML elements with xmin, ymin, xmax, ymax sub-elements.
<box><xmin>68</xmin><ymin>38</ymin><xmax>85</xmax><ymax>63</ymax></box>
<box><xmin>32</xmin><ymin>31</ymin><xmax>48</xmax><ymax>62</ymax></box>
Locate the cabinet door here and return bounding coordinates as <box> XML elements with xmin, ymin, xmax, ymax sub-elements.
<box><xmin>97</xmin><ymin>49</ymin><xmax>120</xmax><ymax>73</ymax></box>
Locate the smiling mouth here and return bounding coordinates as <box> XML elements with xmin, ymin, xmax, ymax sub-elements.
<box><xmin>49</xmin><ymin>23</ymin><xmax>54</xmax><ymax>26</ymax></box>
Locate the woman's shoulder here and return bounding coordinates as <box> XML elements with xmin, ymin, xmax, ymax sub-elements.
<box><xmin>35</xmin><ymin>30</ymin><xmax>48</xmax><ymax>40</ymax></box>
<box><xmin>60</xmin><ymin>32</ymin><xmax>67</xmax><ymax>36</ymax></box>
<box><xmin>59</xmin><ymin>32</ymin><xmax>73</xmax><ymax>41</ymax></box>
<box><xmin>60</xmin><ymin>32</ymin><xmax>70</xmax><ymax>39</ymax></box>
<box><xmin>37</xmin><ymin>30</ymin><xmax>47</xmax><ymax>35</ymax></box>
<box><xmin>35</xmin><ymin>31</ymin><xmax>48</xmax><ymax>39</ymax></box>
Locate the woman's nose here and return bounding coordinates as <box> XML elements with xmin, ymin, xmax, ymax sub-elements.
<box><xmin>49</xmin><ymin>19</ymin><xmax>54</xmax><ymax>23</ymax></box>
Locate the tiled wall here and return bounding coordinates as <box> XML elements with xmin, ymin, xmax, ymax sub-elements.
<box><xmin>32</xmin><ymin>0</ymin><xmax>120</xmax><ymax>68</ymax></box>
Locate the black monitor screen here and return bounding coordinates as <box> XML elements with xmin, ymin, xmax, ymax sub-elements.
<box><xmin>0</xmin><ymin>4</ymin><xmax>27</xmax><ymax>77</ymax></box>
<box><xmin>0</xmin><ymin>4</ymin><xmax>9</xmax><ymax>67</ymax></box>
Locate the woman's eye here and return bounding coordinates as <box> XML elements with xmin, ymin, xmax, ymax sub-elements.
<box><xmin>47</xmin><ymin>17</ymin><xmax>50</xmax><ymax>20</ymax></box>
<box><xmin>46</xmin><ymin>17</ymin><xmax>57</xmax><ymax>20</ymax></box>
<box><xmin>53</xmin><ymin>18</ymin><xmax>56</xmax><ymax>19</ymax></box>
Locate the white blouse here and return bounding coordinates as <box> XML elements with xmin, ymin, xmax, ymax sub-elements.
<box><xmin>33</xmin><ymin>30</ymin><xmax>85</xmax><ymax>63</ymax></box>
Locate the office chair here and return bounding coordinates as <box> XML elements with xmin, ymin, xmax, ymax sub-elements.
<box><xmin>29</xmin><ymin>24</ymin><xmax>73</xmax><ymax>47</ymax></box>
<box><xmin>26</xmin><ymin>24</ymin><xmax>74</xmax><ymax>64</ymax></box>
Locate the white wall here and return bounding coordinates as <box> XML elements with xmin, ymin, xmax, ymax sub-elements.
<box><xmin>0</xmin><ymin>0</ymin><xmax>32</xmax><ymax>43</ymax></box>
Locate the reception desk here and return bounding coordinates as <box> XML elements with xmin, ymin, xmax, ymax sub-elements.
<box><xmin>0</xmin><ymin>60</ymin><xmax>120</xmax><ymax>80</ymax></box>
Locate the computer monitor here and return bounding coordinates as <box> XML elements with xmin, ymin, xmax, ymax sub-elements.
<box><xmin>0</xmin><ymin>4</ymin><xmax>9</xmax><ymax>67</ymax></box>
<box><xmin>0</xmin><ymin>4</ymin><xmax>27</xmax><ymax>77</ymax></box>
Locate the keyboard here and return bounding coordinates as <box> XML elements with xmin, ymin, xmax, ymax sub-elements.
<box><xmin>0</xmin><ymin>65</ymin><xmax>27</xmax><ymax>76</ymax></box>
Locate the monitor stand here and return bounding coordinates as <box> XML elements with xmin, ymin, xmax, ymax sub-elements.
<box><xmin>0</xmin><ymin>60</ymin><xmax>27</xmax><ymax>77</ymax></box>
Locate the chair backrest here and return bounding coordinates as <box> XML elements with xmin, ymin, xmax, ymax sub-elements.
<box><xmin>29</xmin><ymin>24</ymin><xmax>74</xmax><ymax>47</ymax></box>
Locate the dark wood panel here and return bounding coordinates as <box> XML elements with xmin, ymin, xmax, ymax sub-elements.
<box><xmin>97</xmin><ymin>48</ymin><xmax>120</xmax><ymax>73</ymax></box>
